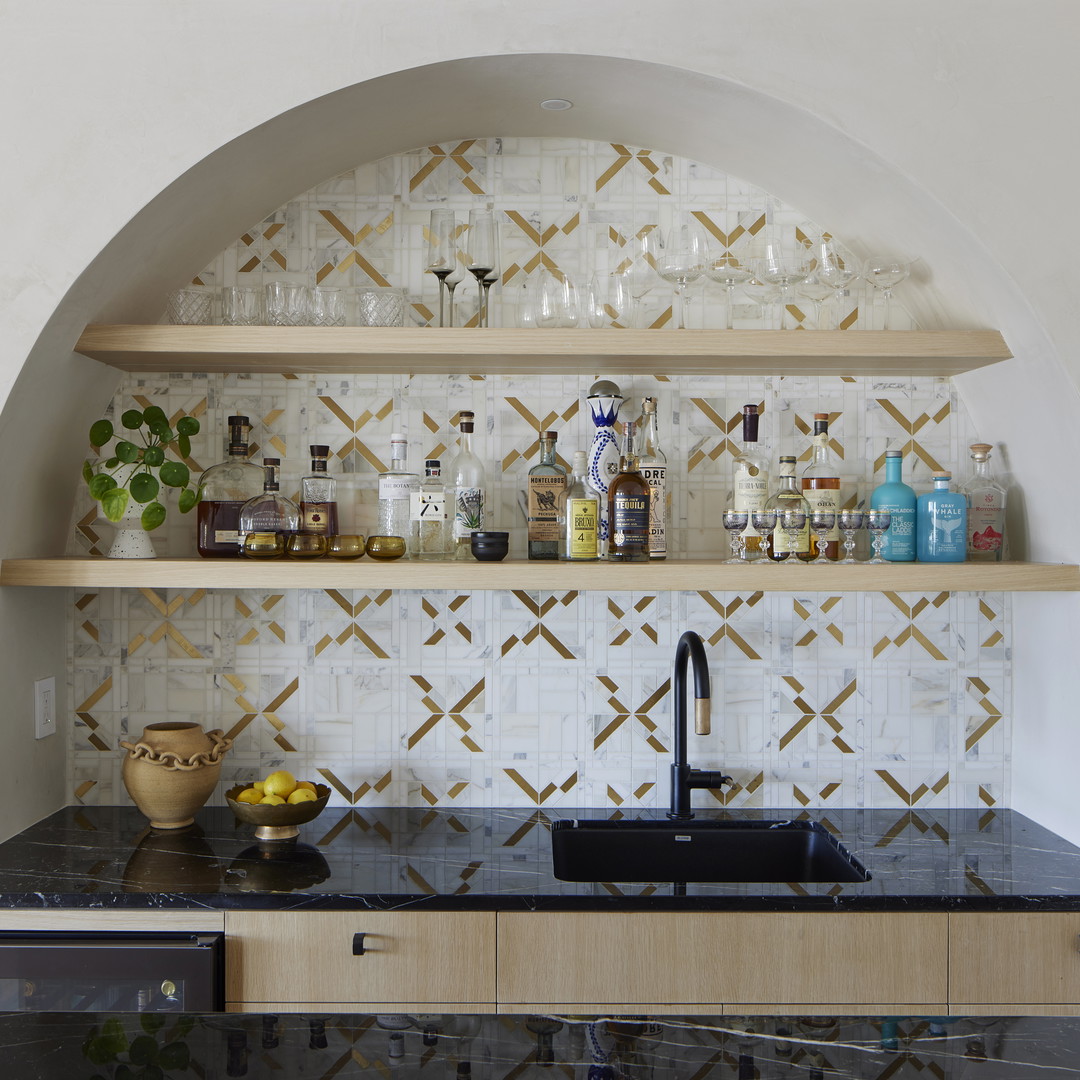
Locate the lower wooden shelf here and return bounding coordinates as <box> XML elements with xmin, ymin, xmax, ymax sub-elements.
<box><xmin>0</xmin><ymin>557</ymin><xmax>1075</xmax><ymax>592</ymax></box>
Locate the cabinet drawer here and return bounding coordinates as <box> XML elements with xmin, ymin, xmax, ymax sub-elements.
<box><xmin>497</xmin><ymin>913</ymin><xmax>947</xmax><ymax>1006</ymax></box>
<box><xmin>226</xmin><ymin>911</ymin><xmax>496</xmax><ymax>1005</ymax></box>
<box><xmin>950</xmin><ymin>913</ymin><xmax>1080</xmax><ymax>1004</ymax></box>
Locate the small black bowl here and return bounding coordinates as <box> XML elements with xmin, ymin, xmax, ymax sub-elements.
<box><xmin>471</xmin><ymin>531</ymin><xmax>509</xmax><ymax>561</ymax></box>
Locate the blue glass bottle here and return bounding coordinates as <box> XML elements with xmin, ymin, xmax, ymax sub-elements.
<box><xmin>916</xmin><ymin>471</ymin><xmax>967</xmax><ymax>562</ymax></box>
<box><xmin>870</xmin><ymin>450</ymin><xmax>916</xmax><ymax>561</ymax></box>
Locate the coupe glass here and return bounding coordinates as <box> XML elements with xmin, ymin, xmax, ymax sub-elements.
<box><xmin>655</xmin><ymin>221</ymin><xmax>707</xmax><ymax>329</ymax></box>
<box><xmin>706</xmin><ymin>254</ymin><xmax>754</xmax><ymax>330</ymax></box>
<box><xmin>779</xmin><ymin>508</ymin><xmax>807</xmax><ymax>566</ymax></box>
<box><xmin>864</xmin><ymin>255</ymin><xmax>912</xmax><ymax>330</ymax></box>
<box><xmin>809</xmin><ymin>511</ymin><xmax>836</xmax><ymax>563</ymax></box>
<box><xmin>866</xmin><ymin>509</ymin><xmax>893</xmax><ymax>564</ymax></box>
<box><xmin>722</xmin><ymin>509</ymin><xmax>749</xmax><ymax>564</ymax></box>
<box><xmin>464</xmin><ymin>209</ymin><xmax>497</xmax><ymax>327</ymax></box>
<box><xmin>837</xmin><ymin>510</ymin><xmax>865</xmax><ymax>564</ymax></box>
<box><xmin>425</xmin><ymin>209</ymin><xmax>457</xmax><ymax>327</ymax></box>
<box><xmin>752</xmin><ymin>240</ymin><xmax>812</xmax><ymax>329</ymax></box>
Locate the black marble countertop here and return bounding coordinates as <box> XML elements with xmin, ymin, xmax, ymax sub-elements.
<box><xmin>2</xmin><ymin>804</ymin><xmax>1080</xmax><ymax>911</ymax></box>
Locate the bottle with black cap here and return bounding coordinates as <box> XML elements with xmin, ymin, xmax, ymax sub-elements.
<box><xmin>300</xmin><ymin>444</ymin><xmax>338</xmax><ymax>536</ymax></box>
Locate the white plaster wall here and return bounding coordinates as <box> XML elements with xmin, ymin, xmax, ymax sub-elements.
<box><xmin>1</xmin><ymin>0</ymin><xmax>1076</xmax><ymax>839</ymax></box>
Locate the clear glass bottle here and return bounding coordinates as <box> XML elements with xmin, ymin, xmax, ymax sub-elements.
<box><xmin>561</xmin><ymin>451</ymin><xmax>599</xmax><ymax>561</ymax></box>
<box><xmin>411</xmin><ymin>459</ymin><xmax>450</xmax><ymax>560</ymax></box>
<box><xmin>636</xmin><ymin>396</ymin><xmax>669</xmax><ymax>560</ymax></box>
<box><xmin>607</xmin><ymin>421</ymin><xmax>650</xmax><ymax>562</ymax></box>
<box><xmin>448</xmin><ymin>411</ymin><xmax>486</xmax><ymax>559</ymax></box>
<box><xmin>732</xmin><ymin>404</ymin><xmax>770</xmax><ymax>559</ymax></box>
<box><xmin>871</xmin><ymin>449</ymin><xmax>917</xmax><ymax>561</ymax></box>
<box><xmin>377</xmin><ymin>433</ymin><xmax>420</xmax><ymax>551</ymax></box>
<box><xmin>238</xmin><ymin>458</ymin><xmax>300</xmax><ymax>537</ymax></box>
<box><xmin>196</xmin><ymin>415</ymin><xmax>265</xmax><ymax>557</ymax></box>
<box><xmin>959</xmin><ymin>442</ymin><xmax>1007</xmax><ymax>561</ymax></box>
<box><xmin>800</xmin><ymin>412</ymin><xmax>841</xmax><ymax>560</ymax></box>
<box><xmin>299</xmin><ymin>444</ymin><xmax>338</xmax><ymax>536</ymax></box>
<box><xmin>527</xmin><ymin>430</ymin><xmax>567</xmax><ymax>560</ymax></box>
<box><xmin>764</xmin><ymin>455</ymin><xmax>811</xmax><ymax>561</ymax></box>
<box><xmin>916</xmin><ymin>471</ymin><xmax>967</xmax><ymax>562</ymax></box>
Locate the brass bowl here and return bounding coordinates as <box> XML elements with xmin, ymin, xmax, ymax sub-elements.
<box><xmin>286</xmin><ymin>534</ymin><xmax>328</xmax><ymax>559</ymax></box>
<box><xmin>327</xmin><ymin>534</ymin><xmax>366</xmax><ymax>559</ymax></box>
<box><xmin>225</xmin><ymin>783</ymin><xmax>332</xmax><ymax>841</ymax></box>
<box><xmin>243</xmin><ymin>532</ymin><xmax>285</xmax><ymax>559</ymax></box>
<box><xmin>366</xmin><ymin>535</ymin><xmax>406</xmax><ymax>560</ymax></box>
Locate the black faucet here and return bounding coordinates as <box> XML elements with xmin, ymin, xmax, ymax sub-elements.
<box><xmin>668</xmin><ymin>630</ymin><xmax>732</xmax><ymax>820</ymax></box>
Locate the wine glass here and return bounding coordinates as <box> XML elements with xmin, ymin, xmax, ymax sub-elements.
<box><xmin>625</xmin><ymin>226</ymin><xmax>661</xmax><ymax>326</ymax></box>
<box><xmin>706</xmin><ymin>254</ymin><xmax>754</xmax><ymax>330</ymax></box>
<box><xmin>809</xmin><ymin>511</ymin><xmax>836</xmax><ymax>564</ymax></box>
<box><xmin>866</xmin><ymin>509</ymin><xmax>893</xmax><ymax>564</ymax></box>
<box><xmin>813</xmin><ymin>238</ymin><xmax>860</xmax><ymax>330</ymax></box>
<box><xmin>425</xmin><ymin>209</ymin><xmax>457</xmax><ymax>328</ymax></box>
<box><xmin>655</xmin><ymin>221</ymin><xmax>707</xmax><ymax>329</ymax></box>
<box><xmin>464</xmin><ymin>209</ymin><xmax>496</xmax><ymax>327</ymax></box>
<box><xmin>722</xmin><ymin>509</ymin><xmax>749</xmax><ymax>564</ymax></box>
<box><xmin>864</xmin><ymin>255</ymin><xmax>912</xmax><ymax>330</ymax></box>
<box><xmin>751</xmin><ymin>509</ymin><xmax>778</xmax><ymax>561</ymax></box>
<box><xmin>480</xmin><ymin>219</ymin><xmax>502</xmax><ymax>327</ymax></box>
<box><xmin>837</xmin><ymin>510</ymin><xmax>865</xmax><ymax>564</ymax></box>
<box><xmin>535</xmin><ymin>268</ymin><xmax>561</xmax><ymax>329</ymax></box>
<box><xmin>752</xmin><ymin>240</ymin><xmax>812</xmax><ymax>329</ymax></box>
<box><xmin>779</xmin><ymin>508</ymin><xmax>807</xmax><ymax>565</ymax></box>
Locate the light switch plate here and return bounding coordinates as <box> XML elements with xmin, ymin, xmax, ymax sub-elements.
<box><xmin>34</xmin><ymin>677</ymin><xmax>56</xmax><ymax>740</ymax></box>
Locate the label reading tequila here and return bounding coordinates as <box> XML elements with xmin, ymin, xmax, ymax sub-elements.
<box><xmin>612</xmin><ymin>495</ymin><xmax>649</xmax><ymax>549</ymax></box>
<box><xmin>410</xmin><ymin>491</ymin><xmax>447</xmax><ymax>523</ymax></box>
<box><xmin>452</xmin><ymin>487</ymin><xmax>484</xmax><ymax>540</ymax></box>
<box><xmin>640</xmin><ymin>465</ymin><xmax>667</xmax><ymax>556</ymax></box>
<box><xmin>566</xmin><ymin>497</ymin><xmax>598</xmax><ymax>559</ymax></box>
<box><xmin>527</xmin><ymin>475</ymin><xmax>566</xmax><ymax>542</ymax></box>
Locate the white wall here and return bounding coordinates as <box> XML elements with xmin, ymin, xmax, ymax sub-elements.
<box><xmin>1</xmin><ymin>0</ymin><xmax>1077</xmax><ymax>839</ymax></box>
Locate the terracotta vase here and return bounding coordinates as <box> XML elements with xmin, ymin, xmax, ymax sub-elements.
<box><xmin>120</xmin><ymin>722</ymin><xmax>233</xmax><ymax>829</ymax></box>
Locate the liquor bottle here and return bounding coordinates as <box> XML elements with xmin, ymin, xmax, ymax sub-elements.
<box><xmin>448</xmin><ymin>411</ymin><xmax>487</xmax><ymax>559</ymax></box>
<box><xmin>585</xmin><ymin>379</ymin><xmax>624</xmax><ymax>552</ymax></box>
<box><xmin>238</xmin><ymin>458</ymin><xmax>300</xmax><ymax>537</ymax></box>
<box><xmin>800</xmin><ymin>412</ymin><xmax>841</xmax><ymax>560</ymax></box>
<box><xmin>764</xmin><ymin>455</ymin><xmax>811</xmax><ymax>561</ymax></box>
<box><xmin>916</xmin><ymin>471</ymin><xmax>967</xmax><ymax>562</ymax></box>
<box><xmin>527</xmin><ymin>430</ymin><xmax>567</xmax><ymax>560</ymax></box>
<box><xmin>561</xmin><ymin>450</ymin><xmax>599</xmax><ymax>561</ymax></box>
<box><xmin>607</xmin><ymin>421</ymin><xmax>650</xmax><ymax>562</ymax></box>
<box><xmin>871</xmin><ymin>450</ymin><xmax>917</xmax><ymax>561</ymax></box>
<box><xmin>636</xmin><ymin>396</ymin><xmax>669</xmax><ymax>560</ymax></box>
<box><xmin>732</xmin><ymin>404</ymin><xmax>770</xmax><ymax>559</ymax></box>
<box><xmin>411</xmin><ymin>459</ymin><xmax>450</xmax><ymax>560</ymax></box>
<box><xmin>196</xmin><ymin>415</ymin><xmax>265</xmax><ymax>557</ymax></box>
<box><xmin>299</xmin><ymin>444</ymin><xmax>338</xmax><ymax>536</ymax></box>
<box><xmin>959</xmin><ymin>442</ymin><xmax>1007</xmax><ymax>561</ymax></box>
<box><xmin>377</xmin><ymin>434</ymin><xmax>420</xmax><ymax>551</ymax></box>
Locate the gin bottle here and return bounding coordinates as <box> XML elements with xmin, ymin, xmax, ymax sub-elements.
<box><xmin>527</xmin><ymin>430</ymin><xmax>567</xmax><ymax>560</ymax></box>
<box><xmin>607</xmin><ymin>422</ymin><xmax>650</xmax><ymax>562</ymax></box>
<box><xmin>959</xmin><ymin>442</ymin><xmax>1007</xmax><ymax>561</ymax></box>
<box><xmin>238</xmin><ymin>458</ymin><xmax>300</xmax><ymax>537</ymax></box>
<box><xmin>299</xmin><ymin>444</ymin><xmax>338</xmax><ymax>536</ymax></box>
<box><xmin>732</xmin><ymin>404</ymin><xmax>770</xmax><ymax>559</ymax></box>
<box><xmin>916</xmin><ymin>471</ymin><xmax>967</xmax><ymax>562</ymax></box>
<box><xmin>411</xmin><ymin>459</ymin><xmax>450</xmax><ymax>560</ymax></box>
<box><xmin>561</xmin><ymin>451</ymin><xmax>599</xmax><ymax>561</ymax></box>
<box><xmin>636</xmin><ymin>396</ymin><xmax>668</xmax><ymax>560</ymax></box>
<box><xmin>871</xmin><ymin>450</ymin><xmax>917</xmax><ymax>561</ymax></box>
<box><xmin>377</xmin><ymin>434</ymin><xmax>420</xmax><ymax>550</ymax></box>
<box><xmin>196</xmin><ymin>415</ymin><xmax>265</xmax><ymax>557</ymax></box>
<box><xmin>448</xmin><ymin>411</ymin><xmax>487</xmax><ymax>559</ymax></box>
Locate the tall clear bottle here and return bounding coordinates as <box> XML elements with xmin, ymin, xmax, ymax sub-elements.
<box><xmin>197</xmin><ymin>415</ymin><xmax>265</xmax><ymax>557</ymax></box>
<box><xmin>764</xmin><ymin>455</ymin><xmax>811</xmax><ymax>561</ymax></box>
<box><xmin>800</xmin><ymin>412</ymin><xmax>841</xmax><ymax>560</ymax></box>
<box><xmin>560</xmin><ymin>451</ymin><xmax>599</xmax><ymax>561</ymax></box>
<box><xmin>916</xmin><ymin>471</ymin><xmax>967</xmax><ymax>562</ymax></box>
<box><xmin>732</xmin><ymin>404</ymin><xmax>770</xmax><ymax>560</ymax></box>
<box><xmin>636</xmin><ymin>396</ymin><xmax>669</xmax><ymax>560</ymax></box>
<box><xmin>959</xmin><ymin>442</ymin><xmax>1007</xmax><ymax>561</ymax></box>
<box><xmin>448</xmin><ymin>411</ymin><xmax>487</xmax><ymax>559</ymax></box>
<box><xmin>411</xmin><ymin>459</ymin><xmax>450</xmax><ymax>560</ymax></box>
<box><xmin>527</xmin><ymin>430</ymin><xmax>567</xmax><ymax>560</ymax></box>
<box><xmin>870</xmin><ymin>449</ymin><xmax>917</xmax><ymax>561</ymax></box>
<box><xmin>299</xmin><ymin>444</ymin><xmax>338</xmax><ymax>536</ymax></box>
<box><xmin>377</xmin><ymin>434</ymin><xmax>420</xmax><ymax>551</ymax></box>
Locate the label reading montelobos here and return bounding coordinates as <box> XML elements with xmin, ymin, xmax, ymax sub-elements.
<box><xmin>527</xmin><ymin>475</ymin><xmax>566</xmax><ymax>542</ymax></box>
<box><xmin>379</xmin><ymin>476</ymin><xmax>414</xmax><ymax>500</ymax></box>
<box><xmin>410</xmin><ymin>492</ymin><xmax>446</xmax><ymax>523</ymax></box>
<box><xmin>640</xmin><ymin>465</ymin><xmax>667</xmax><ymax>556</ymax></box>
<box><xmin>452</xmin><ymin>487</ymin><xmax>484</xmax><ymax>539</ymax></box>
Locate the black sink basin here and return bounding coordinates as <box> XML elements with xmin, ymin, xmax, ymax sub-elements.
<box><xmin>550</xmin><ymin>818</ymin><xmax>871</xmax><ymax>883</ymax></box>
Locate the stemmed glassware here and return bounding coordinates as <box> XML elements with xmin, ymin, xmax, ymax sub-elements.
<box><xmin>706</xmin><ymin>254</ymin><xmax>755</xmax><ymax>330</ymax></box>
<box><xmin>813</xmin><ymin>238</ymin><xmax>860</xmax><ymax>330</ymax></box>
<box><xmin>655</xmin><ymin>220</ymin><xmax>707</xmax><ymax>329</ymax></box>
<box><xmin>866</xmin><ymin>509</ymin><xmax>893</xmax><ymax>564</ymax></box>
<box><xmin>837</xmin><ymin>510</ymin><xmax>865</xmax><ymax>564</ymax></box>
<box><xmin>864</xmin><ymin>255</ymin><xmax>912</xmax><ymax>330</ymax></box>
<box><xmin>480</xmin><ymin>219</ymin><xmax>501</xmax><ymax>327</ymax></box>
<box><xmin>722</xmin><ymin>509</ymin><xmax>749</xmax><ymax>564</ymax></box>
<box><xmin>623</xmin><ymin>226</ymin><xmax>661</xmax><ymax>326</ymax></box>
<box><xmin>464</xmin><ymin>209</ymin><xmax>497</xmax><ymax>327</ymax></box>
<box><xmin>425</xmin><ymin>210</ymin><xmax>458</xmax><ymax>328</ymax></box>
<box><xmin>751</xmin><ymin>510</ymin><xmax>778</xmax><ymax>559</ymax></box>
<box><xmin>809</xmin><ymin>511</ymin><xmax>836</xmax><ymax>564</ymax></box>
<box><xmin>778</xmin><ymin>508</ymin><xmax>807</xmax><ymax>565</ymax></box>
<box><xmin>753</xmin><ymin>240</ymin><xmax>813</xmax><ymax>329</ymax></box>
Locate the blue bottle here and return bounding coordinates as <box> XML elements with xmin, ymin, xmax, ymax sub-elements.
<box><xmin>916</xmin><ymin>471</ymin><xmax>967</xmax><ymax>562</ymax></box>
<box><xmin>870</xmin><ymin>450</ymin><xmax>916</xmax><ymax>561</ymax></box>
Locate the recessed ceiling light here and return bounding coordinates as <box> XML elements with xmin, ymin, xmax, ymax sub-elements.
<box><xmin>540</xmin><ymin>98</ymin><xmax>573</xmax><ymax>111</ymax></box>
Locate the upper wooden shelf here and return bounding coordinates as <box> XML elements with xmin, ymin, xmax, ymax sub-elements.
<box><xmin>74</xmin><ymin>326</ymin><xmax>1012</xmax><ymax>377</ymax></box>
<box><xmin>2</xmin><ymin>558</ymin><xmax>1073</xmax><ymax>593</ymax></box>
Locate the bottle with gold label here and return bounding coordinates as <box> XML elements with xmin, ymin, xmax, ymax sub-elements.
<box><xmin>636</xmin><ymin>396</ymin><xmax>668</xmax><ymax>560</ymax></box>
<box><xmin>800</xmin><ymin>413</ymin><xmax>841</xmax><ymax>560</ymax></box>
<box><xmin>560</xmin><ymin>451</ymin><xmax>599</xmax><ymax>561</ymax></box>
<box><xmin>299</xmin><ymin>444</ymin><xmax>338</xmax><ymax>536</ymax></box>
<box><xmin>732</xmin><ymin>404</ymin><xmax>770</xmax><ymax>560</ymax></box>
<box><xmin>527</xmin><ymin>430</ymin><xmax>567</xmax><ymax>560</ymax></box>
<box><xmin>764</xmin><ymin>455</ymin><xmax>811</xmax><ymax>561</ymax></box>
<box><xmin>607</xmin><ymin>422</ymin><xmax>650</xmax><ymax>562</ymax></box>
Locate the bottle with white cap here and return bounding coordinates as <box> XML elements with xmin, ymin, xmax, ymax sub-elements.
<box><xmin>377</xmin><ymin>433</ymin><xmax>420</xmax><ymax>553</ymax></box>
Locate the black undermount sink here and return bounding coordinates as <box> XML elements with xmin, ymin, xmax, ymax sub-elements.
<box><xmin>550</xmin><ymin>818</ymin><xmax>871</xmax><ymax>884</ymax></box>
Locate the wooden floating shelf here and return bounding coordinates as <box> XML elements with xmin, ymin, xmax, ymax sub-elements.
<box><xmin>2</xmin><ymin>558</ymin><xmax>1074</xmax><ymax>593</ymax></box>
<box><xmin>75</xmin><ymin>326</ymin><xmax>1012</xmax><ymax>377</ymax></box>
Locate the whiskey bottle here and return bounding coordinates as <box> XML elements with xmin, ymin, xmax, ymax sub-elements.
<box><xmin>411</xmin><ymin>459</ymin><xmax>450</xmax><ymax>560</ymax></box>
<box><xmin>959</xmin><ymin>442</ymin><xmax>1007</xmax><ymax>561</ymax></box>
<box><xmin>560</xmin><ymin>450</ymin><xmax>599</xmax><ymax>561</ymax></box>
<box><xmin>607</xmin><ymin>422</ymin><xmax>650</xmax><ymax>562</ymax></box>
<box><xmin>197</xmin><ymin>415</ymin><xmax>265</xmax><ymax>557</ymax></box>
<box><xmin>448</xmin><ymin>411</ymin><xmax>487</xmax><ymax>559</ymax></box>
<box><xmin>800</xmin><ymin>413</ymin><xmax>841</xmax><ymax>560</ymax></box>
<box><xmin>299</xmin><ymin>444</ymin><xmax>338</xmax><ymax>536</ymax></box>
<box><xmin>732</xmin><ymin>404</ymin><xmax>770</xmax><ymax>559</ymax></box>
<box><xmin>636</xmin><ymin>396</ymin><xmax>668</xmax><ymax>560</ymax></box>
<box><xmin>377</xmin><ymin>434</ymin><xmax>420</xmax><ymax>551</ymax></box>
<box><xmin>527</xmin><ymin>430</ymin><xmax>567</xmax><ymax>560</ymax></box>
<box><xmin>238</xmin><ymin>458</ymin><xmax>300</xmax><ymax>538</ymax></box>
<box><xmin>764</xmin><ymin>455</ymin><xmax>811</xmax><ymax>561</ymax></box>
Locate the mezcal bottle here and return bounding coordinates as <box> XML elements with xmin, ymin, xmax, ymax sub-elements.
<box><xmin>527</xmin><ymin>430</ymin><xmax>567</xmax><ymax>560</ymax></box>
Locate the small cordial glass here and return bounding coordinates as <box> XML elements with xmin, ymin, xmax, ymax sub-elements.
<box><xmin>838</xmin><ymin>510</ymin><xmax>865</xmax><ymax>564</ymax></box>
<box><xmin>809</xmin><ymin>511</ymin><xmax>836</xmax><ymax>564</ymax></box>
<box><xmin>285</xmin><ymin>534</ymin><xmax>327</xmax><ymax>559</ymax></box>
<box><xmin>779</xmin><ymin>508</ymin><xmax>807</xmax><ymax>566</ymax></box>
<box><xmin>242</xmin><ymin>532</ymin><xmax>285</xmax><ymax>559</ymax></box>
<box><xmin>326</xmin><ymin>534</ymin><xmax>366</xmax><ymax>559</ymax></box>
<box><xmin>751</xmin><ymin>509</ymin><xmax>778</xmax><ymax>561</ymax></box>
<box><xmin>866</xmin><ymin>509</ymin><xmax>893</xmax><ymax>565</ymax></box>
<box><xmin>722</xmin><ymin>509</ymin><xmax>749</xmax><ymax>564</ymax></box>
<box><xmin>366</xmin><ymin>535</ymin><xmax>407</xmax><ymax>560</ymax></box>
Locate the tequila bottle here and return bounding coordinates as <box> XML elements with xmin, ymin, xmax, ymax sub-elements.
<box><xmin>764</xmin><ymin>455</ymin><xmax>811</xmax><ymax>561</ymax></box>
<box><xmin>527</xmin><ymin>430</ymin><xmax>567</xmax><ymax>560</ymax></box>
<box><xmin>197</xmin><ymin>415</ymin><xmax>265</xmax><ymax>557</ymax></box>
<box><xmin>607</xmin><ymin>422</ymin><xmax>650</xmax><ymax>562</ymax></box>
<box><xmin>959</xmin><ymin>442</ymin><xmax>1007</xmax><ymax>561</ymax></box>
<box><xmin>800</xmin><ymin>413</ymin><xmax>841</xmax><ymax>560</ymax></box>
<box><xmin>411</xmin><ymin>459</ymin><xmax>450</xmax><ymax>560</ymax></box>
<box><xmin>448</xmin><ymin>411</ymin><xmax>487</xmax><ymax>559</ymax></box>
<box><xmin>585</xmin><ymin>379</ymin><xmax>623</xmax><ymax>552</ymax></box>
<box><xmin>238</xmin><ymin>458</ymin><xmax>300</xmax><ymax>537</ymax></box>
<box><xmin>561</xmin><ymin>451</ymin><xmax>599</xmax><ymax>561</ymax></box>
<box><xmin>377</xmin><ymin>434</ymin><xmax>420</xmax><ymax>550</ymax></box>
<box><xmin>636</xmin><ymin>396</ymin><xmax>668</xmax><ymax>559</ymax></box>
<box><xmin>299</xmin><ymin>444</ymin><xmax>338</xmax><ymax>536</ymax></box>
<box><xmin>732</xmin><ymin>404</ymin><xmax>770</xmax><ymax>559</ymax></box>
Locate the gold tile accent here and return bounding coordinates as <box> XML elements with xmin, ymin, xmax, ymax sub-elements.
<box><xmin>875</xmin><ymin>769</ymin><xmax>950</xmax><ymax>805</ymax></box>
<box><xmin>503</xmin><ymin>768</ymin><xmax>578</xmax><ymax>804</ymax></box>
<box><xmin>779</xmin><ymin>677</ymin><xmax>857</xmax><ymax>753</ymax></box>
<box><xmin>595</xmin><ymin>144</ymin><xmax>671</xmax><ymax>195</ymax></box>
<box><xmin>317</xmin><ymin>768</ymin><xmax>392</xmax><ymax>805</ymax></box>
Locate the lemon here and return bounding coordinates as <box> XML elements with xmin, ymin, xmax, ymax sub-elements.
<box><xmin>252</xmin><ymin>780</ymin><xmax>265</xmax><ymax>793</ymax></box>
<box><xmin>259</xmin><ymin>794</ymin><xmax>286</xmax><ymax>806</ymax></box>
<box><xmin>287</xmin><ymin>788</ymin><xmax>318</xmax><ymax>805</ymax></box>
<box><xmin>235</xmin><ymin>787</ymin><xmax>263</xmax><ymax>805</ymax></box>
<box><xmin>263</xmin><ymin>770</ymin><xmax>297</xmax><ymax>798</ymax></box>
<box><xmin>295</xmin><ymin>780</ymin><xmax>317</xmax><ymax>793</ymax></box>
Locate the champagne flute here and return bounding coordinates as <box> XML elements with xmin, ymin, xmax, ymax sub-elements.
<box><xmin>706</xmin><ymin>254</ymin><xmax>754</xmax><ymax>330</ymax></box>
<box><xmin>866</xmin><ymin>509</ymin><xmax>893</xmax><ymax>564</ymax></box>
<box><xmin>779</xmin><ymin>508</ymin><xmax>807</xmax><ymax>565</ymax></box>
<box><xmin>864</xmin><ymin>255</ymin><xmax>912</xmax><ymax>330</ymax></box>
<box><xmin>425</xmin><ymin>209</ymin><xmax>457</xmax><ymax>328</ymax></box>
<box><xmin>837</xmin><ymin>510</ymin><xmax>865</xmax><ymax>564</ymax></box>
<box><xmin>809</xmin><ymin>511</ymin><xmax>836</xmax><ymax>563</ymax></box>
<box><xmin>722</xmin><ymin>509</ymin><xmax>749</xmax><ymax>564</ymax></box>
<box><xmin>480</xmin><ymin>217</ymin><xmax>502</xmax><ymax>327</ymax></box>
<box><xmin>655</xmin><ymin>220</ymin><xmax>707</xmax><ymax>329</ymax></box>
<box><xmin>464</xmin><ymin>209</ymin><xmax>496</xmax><ymax>327</ymax></box>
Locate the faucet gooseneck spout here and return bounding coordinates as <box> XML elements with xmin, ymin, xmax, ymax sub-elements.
<box><xmin>668</xmin><ymin>630</ymin><xmax>732</xmax><ymax>820</ymax></box>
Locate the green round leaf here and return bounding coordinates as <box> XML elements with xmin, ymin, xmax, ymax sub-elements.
<box><xmin>158</xmin><ymin>1042</ymin><xmax>190</xmax><ymax>1070</ymax></box>
<box><xmin>176</xmin><ymin>416</ymin><xmax>200</xmax><ymax>436</ymax></box>
<box><xmin>101</xmin><ymin>487</ymin><xmax>129</xmax><ymax>523</ymax></box>
<box><xmin>141</xmin><ymin>502</ymin><xmax>166</xmax><ymax>531</ymax></box>
<box><xmin>105</xmin><ymin>457</ymin><xmax>120</xmax><ymax>469</ymax></box>
<box><xmin>142</xmin><ymin>446</ymin><xmax>165</xmax><ymax>468</ymax></box>
<box><xmin>174</xmin><ymin>1015</ymin><xmax>195</xmax><ymax>1040</ymax></box>
<box><xmin>115</xmin><ymin>441</ymin><xmax>140</xmax><ymax>464</ymax></box>
<box><xmin>139</xmin><ymin>1014</ymin><xmax>165</xmax><ymax>1035</ymax></box>
<box><xmin>85</xmin><ymin>1035</ymin><xmax>117</xmax><ymax>1066</ymax></box>
<box><xmin>148</xmin><ymin>421</ymin><xmax>174</xmax><ymax>442</ymax></box>
<box><xmin>89</xmin><ymin>419</ymin><xmax>113</xmax><ymax>448</ymax></box>
<box><xmin>142</xmin><ymin>406</ymin><xmax>167</xmax><ymax>426</ymax></box>
<box><xmin>121</xmin><ymin>409</ymin><xmax>144</xmax><ymax>430</ymax></box>
<box><xmin>128</xmin><ymin>1035</ymin><xmax>159</xmax><ymax>1067</ymax></box>
<box><xmin>102</xmin><ymin>1017</ymin><xmax>128</xmax><ymax>1055</ymax></box>
<box><xmin>129</xmin><ymin>472</ymin><xmax>160</xmax><ymax>504</ymax></box>
<box><xmin>159</xmin><ymin>461</ymin><xmax>190</xmax><ymax>488</ymax></box>
<box><xmin>177</xmin><ymin>433</ymin><xmax>191</xmax><ymax>460</ymax></box>
<box><xmin>88</xmin><ymin>473</ymin><xmax>117</xmax><ymax>501</ymax></box>
<box><xmin>178</xmin><ymin>487</ymin><xmax>199</xmax><ymax>514</ymax></box>
<box><xmin>82</xmin><ymin>460</ymin><xmax>94</xmax><ymax>485</ymax></box>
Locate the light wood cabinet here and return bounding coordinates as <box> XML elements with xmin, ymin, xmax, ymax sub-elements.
<box><xmin>225</xmin><ymin>911</ymin><xmax>496</xmax><ymax>1011</ymax></box>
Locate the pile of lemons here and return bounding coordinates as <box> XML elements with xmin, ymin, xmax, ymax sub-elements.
<box><xmin>234</xmin><ymin>770</ymin><xmax>318</xmax><ymax>807</ymax></box>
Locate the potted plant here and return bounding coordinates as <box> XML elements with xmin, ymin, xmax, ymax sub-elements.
<box><xmin>83</xmin><ymin>405</ymin><xmax>201</xmax><ymax>558</ymax></box>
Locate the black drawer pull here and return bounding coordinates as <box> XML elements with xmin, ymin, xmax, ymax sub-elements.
<box><xmin>352</xmin><ymin>932</ymin><xmax>367</xmax><ymax>956</ymax></box>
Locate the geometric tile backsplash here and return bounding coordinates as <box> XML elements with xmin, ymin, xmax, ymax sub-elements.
<box><xmin>67</xmin><ymin>139</ymin><xmax>1010</xmax><ymax>811</ymax></box>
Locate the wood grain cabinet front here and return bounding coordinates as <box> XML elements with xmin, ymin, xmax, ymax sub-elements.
<box><xmin>497</xmin><ymin>912</ymin><xmax>948</xmax><ymax>1009</ymax></box>
<box><xmin>225</xmin><ymin>911</ymin><xmax>496</xmax><ymax>1011</ymax></box>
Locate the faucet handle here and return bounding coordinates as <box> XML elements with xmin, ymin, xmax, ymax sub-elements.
<box><xmin>695</xmin><ymin>697</ymin><xmax>711</xmax><ymax>736</ymax></box>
